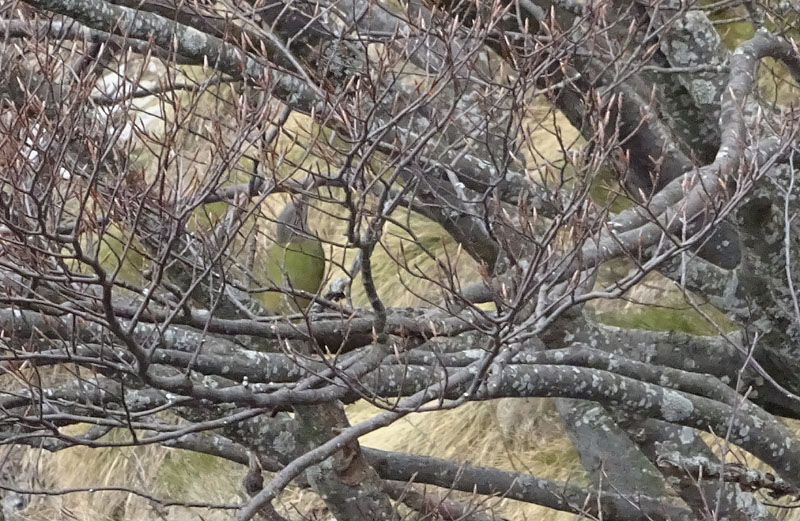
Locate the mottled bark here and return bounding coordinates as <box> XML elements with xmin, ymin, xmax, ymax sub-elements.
<box><xmin>293</xmin><ymin>402</ymin><xmax>395</xmax><ymax>521</ymax></box>
<box><xmin>556</xmin><ymin>399</ymin><xmax>671</xmax><ymax>498</ymax></box>
<box><xmin>612</xmin><ymin>413</ymin><xmax>775</xmax><ymax>521</ymax></box>
<box><xmin>643</xmin><ymin>0</ymin><xmax>729</xmax><ymax>162</ymax></box>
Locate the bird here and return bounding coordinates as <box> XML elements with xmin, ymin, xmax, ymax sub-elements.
<box><xmin>259</xmin><ymin>198</ymin><xmax>326</xmax><ymax>315</ymax></box>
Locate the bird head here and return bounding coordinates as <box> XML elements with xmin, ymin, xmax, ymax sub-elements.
<box><xmin>276</xmin><ymin>198</ymin><xmax>312</xmax><ymax>246</ymax></box>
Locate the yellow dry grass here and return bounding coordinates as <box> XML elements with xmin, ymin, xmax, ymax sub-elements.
<box><xmin>346</xmin><ymin>400</ymin><xmax>583</xmax><ymax>521</ymax></box>
<box><xmin>7</xmin><ymin>438</ymin><xmax>245</xmax><ymax>521</ymax></box>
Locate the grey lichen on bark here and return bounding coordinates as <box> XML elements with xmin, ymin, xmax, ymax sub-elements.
<box><xmin>651</xmin><ymin>2</ymin><xmax>729</xmax><ymax>161</ymax></box>
<box><xmin>294</xmin><ymin>402</ymin><xmax>396</xmax><ymax>521</ymax></box>
<box><xmin>556</xmin><ymin>399</ymin><xmax>671</xmax><ymax>498</ymax></box>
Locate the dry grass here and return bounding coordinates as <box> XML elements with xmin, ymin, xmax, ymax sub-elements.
<box><xmin>347</xmin><ymin>400</ymin><xmax>583</xmax><ymax>521</ymax></box>
<box><xmin>4</xmin><ymin>428</ymin><xmax>244</xmax><ymax>521</ymax></box>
